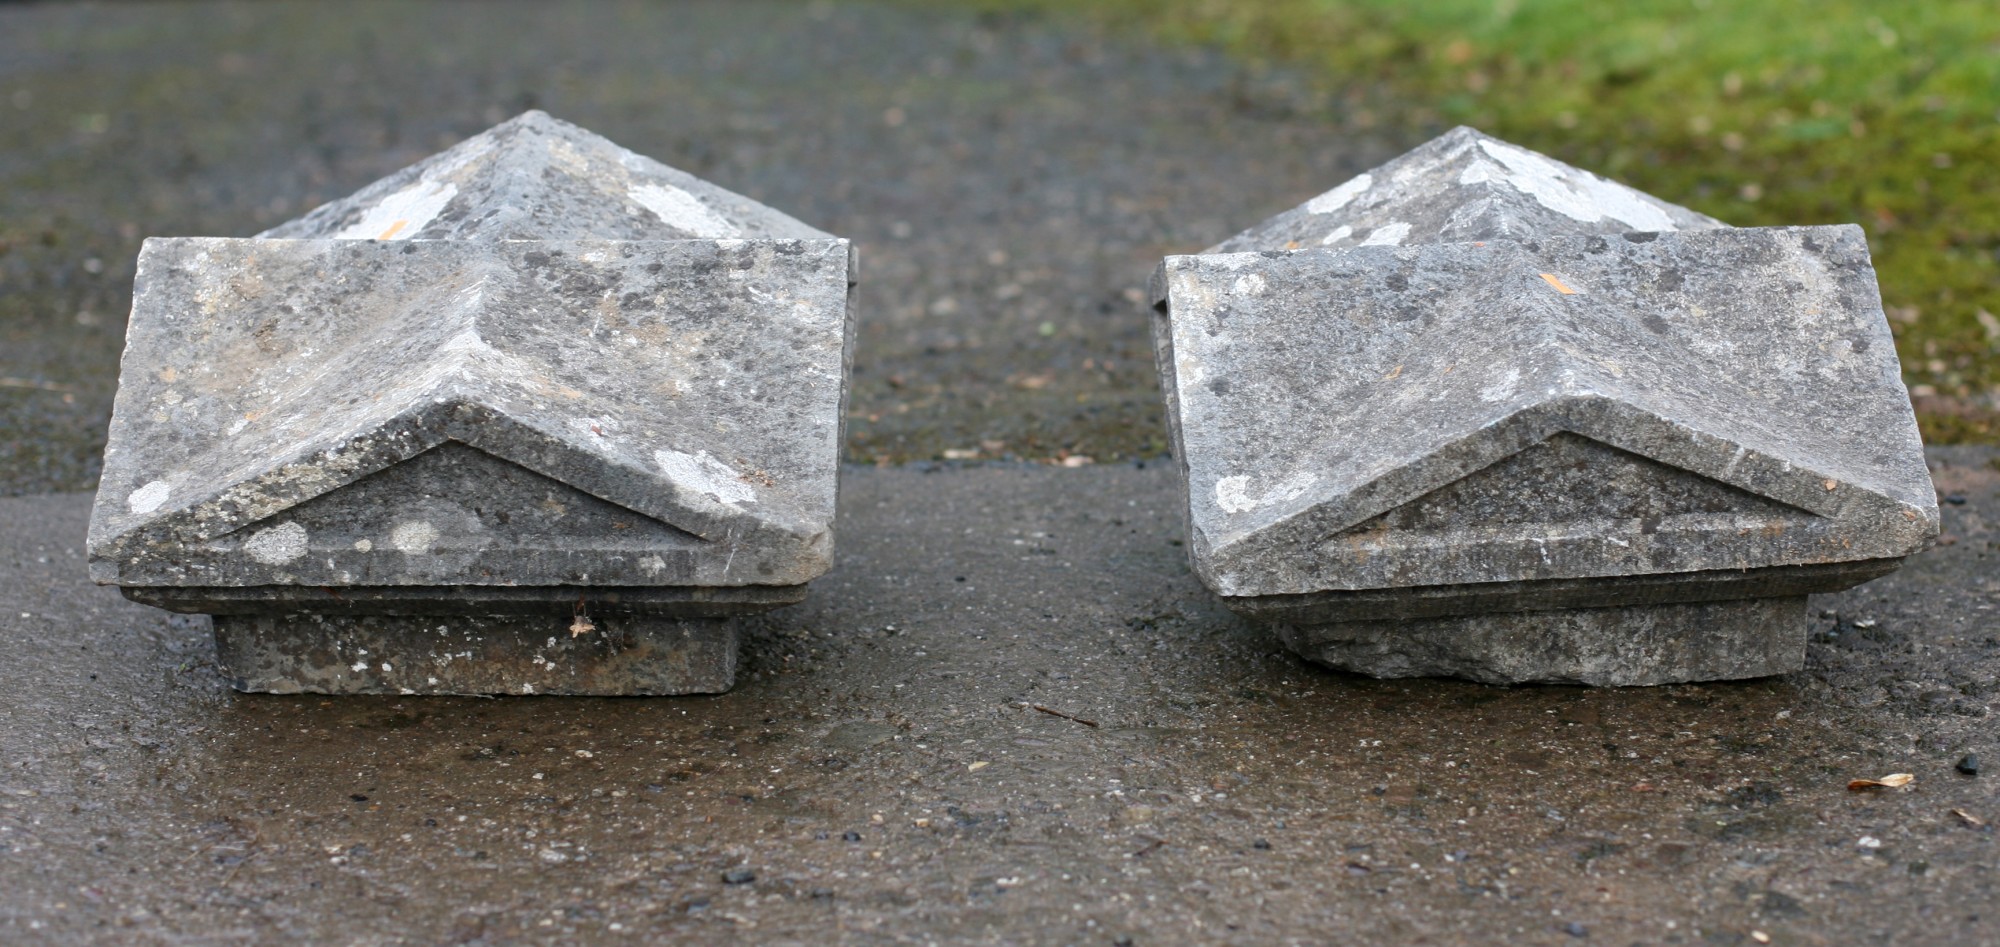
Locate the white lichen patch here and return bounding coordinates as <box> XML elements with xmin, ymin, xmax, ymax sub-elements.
<box><xmin>1319</xmin><ymin>225</ymin><xmax>1354</xmax><ymax>246</ymax></box>
<box><xmin>413</xmin><ymin>326</ymin><xmax>544</xmax><ymax>393</ymax></box>
<box><xmin>544</xmin><ymin>137</ymin><xmax>594</xmax><ymax>176</ymax></box>
<box><xmin>353</xmin><ymin>538</ymin><xmax>373</xmax><ymax>552</ymax></box>
<box><xmin>1360</xmin><ymin>222</ymin><xmax>1412</xmax><ymax>247</ymax></box>
<box><xmin>127</xmin><ymin>480</ymin><xmax>171</xmax><ymax>515</ymax></box>
<box><xmin>1305</xmin><ymin>174</ymin><xmax>1373</xmax><ymax>215</ymax></box>
<box><xmin>1216</xmin><ymin>476</ymin><xmax>1256</xmax><ymax>513</ymax></box>
<box><xmin>653</xmin><ymin>448</ymin><xmax>757</xmax><ymax>506</ymax></box>
<box><xmin>391</xmin><ymin>521</ymin><xmax>440</xmax><ymax>555</ymax></box>
<box><xmin>1231</xmin><ymin>273</ymin><xmax>1268</xmax><ymax>296</ymax></box>
<box><xmin>333</xmin><ymin>179</ymin><xmax>458</xmax><ymax>240</ymax></box>
<box><xmin>1166</xmin><ymin>289</ymin><xmax>1215</xmax><ymax>389</ymax></box>
<box><xmin>1479</xmin><ymin>367</ymin><xmax>1523</xmax><ymax>403</ymax></box>
<box><xmin>1175</xmin><ymin>351</ymin><xmax>1207</xmax><ymax>388</ymax></box>
<box><xmin>1469</xmin><ymin>140</ymin><xmax>1676</xmax><ymax>232</ymax></box>
<box><xmin>1214</xmin><ymin>471</ymin><xmax>1316</xmax><ymax>514</ymax></box>
<box><xmin>1205</xmin><ymin>252</ymin><xmax>1261</xmax><ymax>271</ymax></box>
<box><xmin>244</xmin><ymin>521</ymin><xmax>309</xmax><ymax>565</ymax></box>
<box><xmin>1456</xmin><ymin>156</ymin><xmax>1503</xmax><ymax>188</ymax></box>
<box><xmin>639</xmin><ymin>555</ymin><xmax>667</xmax><ymax>577</ymax></box>
<box><xmin>629</xmin><ymin>183</ymin><xmax>740</xmax><ymax>237</ymax></box>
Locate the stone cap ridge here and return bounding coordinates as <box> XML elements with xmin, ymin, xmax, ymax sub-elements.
<box><xmin>1159</xmin><ymin>224</ymin><xmax>1937</xmax><ymax>598</ymax></box>
<box><xmin>1147</xmin><ymin>125</ymin><xmax>1724</xmax><ymax>307</ymax></box>
<box><xmin>88</xmin><ymin>236</ymin><xmax>852</xmax><ymax>588</ymax></box>
<box><xmin>1200</xmin><ymin>126</ymin><xmax>1724</xmax><ymax>258</ymax></box>
<box><xmin>259</xmin><ymin>110</ymin><xmax>835</xmax><ymax>246</ymax></box>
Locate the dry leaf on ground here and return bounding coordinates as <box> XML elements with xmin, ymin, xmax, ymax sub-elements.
<box><xmin>1847</xmin><ymin>773</ymin><xmax>1915</xmax><ymax>790</ymax></box>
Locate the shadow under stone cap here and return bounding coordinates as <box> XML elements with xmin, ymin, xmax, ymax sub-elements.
<box><xmin>1157</xmin><ymin>224</ymin><xmax>1936</xmax><ymax>600</ymax></box>
<box><xmin>87</xmin><ymin>113</ymin><xmax>855</xmax><ymax>597</ymax></box>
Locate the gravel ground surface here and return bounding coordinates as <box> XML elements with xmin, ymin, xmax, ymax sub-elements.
<box><xmin>2</xmin><ymin>3</ymin><xmax>1996</xmax><ymax>945</ymax></box>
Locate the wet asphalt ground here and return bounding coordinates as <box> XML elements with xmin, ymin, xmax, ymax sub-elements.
<box><xmin>1</xmin><ymin>2</ymin><xmax>1997</xmax><ymax>945</ymax></box>
<box><xmin>5</xmin><ymin>458</ymin><xmax>1999</xmax><ymax>945</ymax></box>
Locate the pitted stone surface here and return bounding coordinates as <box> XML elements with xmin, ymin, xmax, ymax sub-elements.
<box><xmin>1161</xmin><ymin>225</ymin><xmax>1933</xmax><ymax>598</ymax></box>
<box><xmin>90</xmin><ymin>236</ymin><xmax>850</xmax><ymax>589</ymax></box>
<box><xmin>85</xmin><ymin>110</ymin><xmax>855</xmax><ymax>694</ymax></box>
<box><xmin>259</xmin><ymin>110</ymin><xmax>832</xmax><ymax>243</ymax></box>
<box><xmin>1154</xmin><ymin>130</ymin><xmax>1936</xmax><ymax>684</ymax></box>
<box><xmin>1274</xmin><ymin>596</ymin><xmax>1808</xmax><ymax>687</ymax></box>
<box><xmin>1200</xmin><ymin>126</ymin><xmax>1724</xmax><ymax>258</ymax></box>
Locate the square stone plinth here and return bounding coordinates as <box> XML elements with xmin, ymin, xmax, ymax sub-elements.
<box><xmin>1273</xmin><ymin>597</ymin><xmax>1806</xmax><ymax>687</ymax></box>
<box><xmin>212</xmin><ymin>613</ymin><xmax>740</xmax><ymax>696</ymax></box>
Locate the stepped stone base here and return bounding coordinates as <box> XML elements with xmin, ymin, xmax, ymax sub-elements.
<box><xmin>1273</xmin><ymin>596</ymin><xmax>1804</xmax><ymax>687</ymax></box>
<box><xmin>211</xmin><ymin>612</ymin><xmax>739</xmax><ymax>695</ymax></box>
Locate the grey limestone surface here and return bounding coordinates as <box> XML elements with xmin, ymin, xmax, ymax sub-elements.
<box><xmin>1199</xmin><ymin>125</ymin><xmax>1725</xmax><ymax>257</ymax></box>
<box><xmin>257</xmin><ymin>110</ymin><xmax>834</xmax><ymax>244</ymax></box>
<box><xmin>84</xmin><ymin>112</ymin><xmax>856</xmax><ymax>694</ymax></box>
<box><xmin>1155</xmin><ymin>131</ymin><xmax>1937</xmax><ymax>684</ymax></box>
<box><xmin>1276</xmin><ymin>596</ymin><xmax>1808</xmax><ymax>688</ymax></box>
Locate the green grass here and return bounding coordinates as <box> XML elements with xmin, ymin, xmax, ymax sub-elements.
<box><xmin>977</xmin><ymin>0</ymin><xmax>2000</xmax><ymax>442</ymax></box>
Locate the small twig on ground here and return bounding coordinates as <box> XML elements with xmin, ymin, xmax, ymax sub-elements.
<box><xmin>1031</xmin><ymin>704</ymin><xmax>1099</xmax><ymax>728</ymax></box>
<box><xmin>1128</xmin><ymin>837</ymin><xmax>1165</xmax><ymax>858</ymax></box>
<box><xmin>0</xmin><ymin>377</ymin><xmax>75</xmax><ymax>392</ymax></box>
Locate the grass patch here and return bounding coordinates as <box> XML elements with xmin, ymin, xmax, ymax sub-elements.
<box><xmin>974</xmin><ymin>0</ymin><xmax>2000</xmax><ymax>442</ymax></box>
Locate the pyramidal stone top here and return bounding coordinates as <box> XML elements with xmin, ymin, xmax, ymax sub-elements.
<box><xmin>1159</xmin><ymin>225</ymin><xmax>1935</xmax><ymax>598</ymax></box>
<box><xmin>261</xmin><ymin>110</ymin><xmax>831</xmax><ymax>243</ymax></box>
<box><xmin>88</xmin><ymin>112</ymin><xmax>854</xmax><ymax>594</ymax></box>
<box><xmin>1152</xmin><ymin>127</ymin><xmax>1936</xmax><ymax>603</ymax></box>
<box><xmin>1153</xmin><ymin>127</ymin><xmax>1935</xmax><ymax>684</ymax></box>
<box><xmin>1205</xmin><ymin>126</ymin><xmax>1725</xmax><ymax>257</ymax></box>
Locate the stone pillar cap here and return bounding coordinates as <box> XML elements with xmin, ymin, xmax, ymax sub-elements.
<box><xmin>88</xmin><ymin>112</ymin><xmax>853</xmax><ymax>592</ymax></box>
<box><xmin>1153</xmin><ymin>129</ymin><xmax>1935</xmax><ymax>601</ymax></box>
